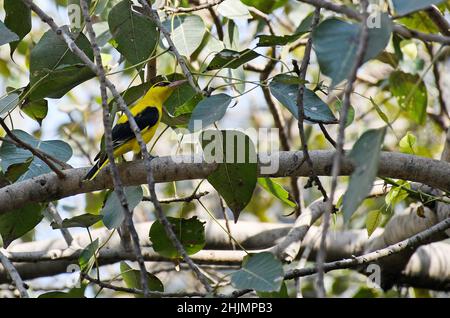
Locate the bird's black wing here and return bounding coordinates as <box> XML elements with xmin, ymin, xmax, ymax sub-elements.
<box><xmin>111</xmin><ymin>106</ymin><xmax>160</xmax><ymax>148</ymax></box>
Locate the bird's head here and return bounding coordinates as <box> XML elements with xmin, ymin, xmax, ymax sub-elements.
<box><xmin>144</xmin><ymin>79</ymin><xmax>188</xmax><ymax>104</ymax></box>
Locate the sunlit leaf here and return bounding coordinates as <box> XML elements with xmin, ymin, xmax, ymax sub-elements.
<box><xmin>108</xmin><ymin>0</ymin><xmax>158</xmax><ymax>65</ymax></box>
<box><xmin>342</xmin><ymin>127</ymin><xmax>386</xmax><ymax>223</ymax></box>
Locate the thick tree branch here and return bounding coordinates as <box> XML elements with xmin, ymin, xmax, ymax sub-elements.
<box><xmin>2</xmin><ymin>151</ymin><xmax>450</xmax><ymax>214</ymax></box>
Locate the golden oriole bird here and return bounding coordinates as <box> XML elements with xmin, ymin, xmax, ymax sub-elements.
<box><xmin>83</xmin><ymin>79</ymin><xmax>187</xmax><ymax>181</ymax></box>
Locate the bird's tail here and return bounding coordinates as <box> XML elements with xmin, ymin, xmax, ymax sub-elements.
<box><xmin>83</xmin><ymin>154</ymin><xmax>109</xmax><ymax>181</ymax></box>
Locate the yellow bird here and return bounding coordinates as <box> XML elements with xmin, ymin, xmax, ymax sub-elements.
<box><xmin>84</xmin><ymin>79</ymin><xmax>187</xmax><ymax>181</ymax></box>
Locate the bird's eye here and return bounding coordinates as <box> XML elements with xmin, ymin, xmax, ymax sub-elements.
<box><xmin>155</xmin><ymin>81</ymin><xmax>170</xmax><ymax>87</ymax></box>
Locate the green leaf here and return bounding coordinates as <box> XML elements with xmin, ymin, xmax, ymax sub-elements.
<box><xmin>38</xmin><ymin>286</ymin><xmax>86</xmax><ymax>298</ymax></box>
<box><xmin>149</xmin><ymin>216</ymin><xmax>206</xmax><ymax>258</ymax></box>
<box><xmin>342</xmin><ymin>127</ymin><xmax>386</xmax><ymax>223</ymax></box>
<box><xmin>188</xmin><ymin>94</ymin><xmax>232</xmax><ymax>132</ymax></box>
<box><xmin>163</xmin><ymin>14</ymin><xmax>205</xmax><ymax>56</ymax></box>
<box><xmin>4</xmin><ymin>0</ymin><xmax>31</xmax><ymax>55</ymax></box>
<box><xmin>312</xmin><ymin>14</ymin><xmax>392</xmax><ymax>86</ymax></box>
<box><xmin>257</xmin><ymin>281</ymin><xmax>289</xmax><ymax>298</ymax></box>
<box><xmin>389</xmin><ymin>71</ymin><xmax>427</xmax><ymax>125</ymax></box>
<box><xmin>392</xmin><ymin>0</ymin><xmax>444</xmax><ymax>15</ymax></box>
<box><xmin>28</xmin><ymin>26</ymin><xmax>95</xmax><ymax>101</ymax></box>
<box><xmin>385</xmin><ymin>180</ymin><xmax>410</xmax><ymax>208</ymax></box>
<box><xmin>120</xmin><ymin>262</ymin><xmax>164</xmax><ymax>297</ymax></box>
<box><xmin>0</xmin><ymin>130</ymin><xmax>73</xmax><ymax>181</ymax></box>
<box><xmin>366</xmin><ymin>210</ymin><xmax>382</xmax><ymax>237</ymax></box>
<box><xmin>256</xmin><ymin>12</ymin><xmax>314</xmax><ymax>47</ymax></box>
<box><xmin>206</xmin><ymin>49</ymin><xmax>259</xmax><ymax>70</ymax></box>
<box><xmin>21</xmin><ymin>99</ymin><xmax>48</xmax><ymax>125</ymax></box>
<box><xmin>231</xmin><ymin>252</ymin><xmax>284</xmax><ymax>292</ymax></box>
<box><xmin>101</xmin><ymin>186</ymin><xmax>143</xmax><ymax>229</ymax></box>
<box><xmin>257</xmin><ymin>178</ymin><xmax>297</xmax><ymax>207</ymax></box>
<box><xmin>399</xmin><ymin>131</ymin><xmax>417</xmax><ymax>154</ymax></box>
<box><xmin>51</xmin><ymin>213</ymin><xmax>103</xmax><ymax>229</ymax></box>
<box><xmin>0</xmin><ymin>203</ymin><xmax>44</xmax><ymax>247</ymax></box>
<box><xmin>79</xmin><ymin>238</ymin><xmax>99</xmax><ymax>272</ymax></box>
<box><xmin>108</xmin><ymin>0</ymin><xmax>158</xmax><ymax>65</ymax></box>
<box><xmin>399</xmin><ymin>11</ymin><xmax>440</xmax><ymax>33</ymax></box>
<box><xmin>4</xmin><ymin>158</ymin><xmax>33</xmax><ymax>183</ymax></box>
<box><xmin>334</xmin><ymin>100</ymin><xmax>355</xmax><ymax>127</ymax></box>
<box><xmin>269</xmin><ymin>74</ymin><xmax>337</xmax><ymax>124</ymax></box>
<box><xmin>200</xmin><ymin>130</ymin><xmax>257</xmax><ymax>222</ymax></box>
<box><xmin>0</xmin><ymin>93</ymin><xmax>19</xmax><ymax>116</ymax></box>
<box><xmin>217</xmin><ymin>0</ymin><xmax>252</xmax><ymax>19</ymax></box>
<box><xmin>370</xmin><ymin>97</ymin><xmax>390</xmax><ymax>125</ymax></box>
<box><xmin>240</xmin><ymin>0</ymin><xmax>288</xmax><ymax>14</ymax></box>
<box><xmin>0</xmin><ymin>20</ymin><xmax>19</xmax><ymax>47</ymax></box>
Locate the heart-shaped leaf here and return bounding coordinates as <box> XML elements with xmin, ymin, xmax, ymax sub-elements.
<box><xmin>149</xmin><ymin>216</ymin><xmax>206</xmax><ymax>258</ymax></box>
<box><xmin>120</xmin><ymin>261</ymin><xmax>164</xmax><ymax>297</ymax></box>
<box><xmin>231</xmin><ymin>252</ymin><xmax>284</xmax><ymax>292</ymax></box>
<box><xmin>108</xmin><ymin>0</ymin><xmax>158</xmax><ymax>65</ymax></box>
<box><xmin>200</xmin><ymin>130</ymin><xmax>257</xmax><ymax>221</ymax></box>
<box><xmin>163</xmin><ymin>14</ymin><xmax>205</xmax><ymax>56</ymax></box>
<box><xmin>28</xmin><ymin>26</ymin><xmax>95</xmax><ymax>101</ymax></box>
<box><xmin>312</xmin><ymin>14</ymin><xmax>392</xmax><ymax>86</ymax></box>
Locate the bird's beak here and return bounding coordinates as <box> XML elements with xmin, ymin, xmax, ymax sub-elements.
<box><xmin>168</xmin><ymin>79</ymin><xmax>188</xmax><ymax>88</ymax></box>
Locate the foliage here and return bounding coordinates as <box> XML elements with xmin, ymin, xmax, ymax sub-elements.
<box><xmin>0</xmin><ymin>0</ymin><xmax>447</xmax><ymax>298</ymax></box>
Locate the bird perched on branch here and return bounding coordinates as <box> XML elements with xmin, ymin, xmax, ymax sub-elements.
<box><xmin>83</xmin><ymin>79</ymin><xmax>187</xmax><ymax>181</ymax></box>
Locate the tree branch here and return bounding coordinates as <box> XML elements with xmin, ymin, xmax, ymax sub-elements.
<box><xmin>0</xmin><ymin>249</ymin><xmax>28</xmax><ymax>298</ymax></box>
<box><xmin>2</xmin><ymin>151</ymin><xmax>450</xmax><ymax>214</ymax></box>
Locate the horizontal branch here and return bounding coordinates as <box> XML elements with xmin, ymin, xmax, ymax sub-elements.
<box><xmin>1</xmin><ymin>151</ymin><xmax>450</xmax><ymax>214</ymax></box>
<box><xmin>2</xmin><ymin>219</ymin><xmax>450</xmax><ymax>290</ymax></box>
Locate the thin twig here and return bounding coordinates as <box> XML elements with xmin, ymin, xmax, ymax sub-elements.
<box><xmin>315</xmin><ymin>1</ymin><xmax>369</xmax><ymax>298</ymax></box>
<box><xmin>293</xmin><ymin>8</ymin><xmax>328</xmax><ymax>203</ymax></box>
<box><xmin>81</xmin><ymin>273</ymin><xmax>205</xmax><ymax>297</ymax></box>
<box><xmin>138</xmin><ymin>0</ymin><xmax>202</xmax><ymax>95</ymax></box>
<box><xmin>136</xmin><ymin>0</ymin><xmax>213</xmax><ymax>294</ymax></box>
<box><xmin>219</xmin><ymin>196</ymin><xmax>235</xmax><ymax>250</ymax></box>
<box><xmin>144</xmin><ymin>191</ymin><xmax>209</xmax><ymax>204</ymax></box>
<box><xmin>319</xmin><ymin>123</ymin><xmax>337</xmax><ymax>148</ymax></box>
<box><xmin>161</xmin><ymin>0</ymin><xmax>225</xmax><ymax>13</ymax></box>
<box><xmin>46</xmin><ymin>203</ymin><xmax>73</xmax><ymax>247</ymax></box>
<box><xmin>232</xmin><ymin>216</ymin><xmax>450</xmax><ymax>297</ymax></box>
<box><xmin>79</xmin><ymin>0</ymin><xmax>150</xmax><ymax>297</ymax></box>
<box><xmin>0</xmin><ymin>249</ymin><xmax>28</xmax><ymax>298</ymax></box>
<box><xmin>260</xmin><ymin>50</ymin><xmax>302</xmax><ymax>214</ymax></box>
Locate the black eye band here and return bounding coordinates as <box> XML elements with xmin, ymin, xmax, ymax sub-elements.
<box><xmin>155</xmin><ymin>82</ymin><xmax>170</xmax><ymax>87</ymax></box>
